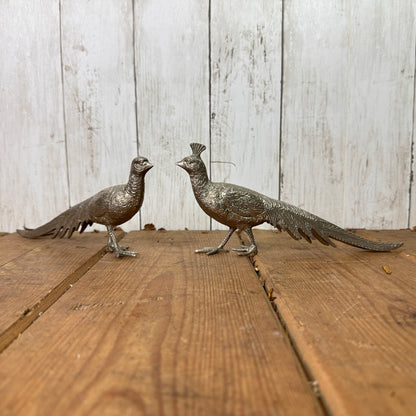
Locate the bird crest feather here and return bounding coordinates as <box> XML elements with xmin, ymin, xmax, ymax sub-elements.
<box><xmin>190</xmin><ymin>143</ymin><xmax>206</xmax><ymax>156</ymax></box>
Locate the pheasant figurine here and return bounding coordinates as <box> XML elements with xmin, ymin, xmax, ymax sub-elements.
<box><xmin>177</xmin><ymin>143</ymin><xmax>402</xmax><ymax>257</ymax></box>
<box><xmin>17</xmin><ymin>156</ymin><xmax>153</xmax><ymax>257</ymax></box>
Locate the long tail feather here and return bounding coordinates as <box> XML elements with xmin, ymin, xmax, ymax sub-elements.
<box><xmin>266</xmin><ymin>200</ymin><xmax>402</xmax><ymax>252</ymax></box>
<box><xmin>17</xmin><ymin>203</ymin><xmax>92</xmax><ymax>239</ymax></box>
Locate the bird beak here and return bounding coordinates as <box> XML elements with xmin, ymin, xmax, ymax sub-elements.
<box><xmin>145</xmin><ymin>162</ymin><xmax>153</xmax><ymax>171</ymax></box>
<box><xmin>176</xmin><ymin>160</ymin><xmax>185</xmax><ymax>169</ymax></box>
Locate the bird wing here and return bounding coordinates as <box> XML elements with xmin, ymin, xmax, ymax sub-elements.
<box><xmin>17</xmin><ymin>198</ymin><xmax>95</xmax><ymax>239</ymax></box>
<box><xmin>17</xmin><ymin>185</ymin><xmax>130</xmax><ymax>239</ymax></box>
<box><xmin>83</xmin><ymin>186</ymin><xmax>114</xmax><ymax>221</ymax></box>
<box><xmin>221</xmin><ymin>184</ymin><xmax>267</xmax><ymax>220</ymax></box>
<box><xmin>265</xmin><ymin>200</ymin><xmax>402</xmax><ymax>251</ymax></box>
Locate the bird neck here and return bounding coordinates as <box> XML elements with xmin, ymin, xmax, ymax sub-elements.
<box><xmin>125</xmin><ymin>173</ymin><xmax>145</xmax><ymax>198</ymax></box>
<box><xmin>189</xmin><ymin>169</ymin><xmax>210</xmax><ymax>193</ymax></box>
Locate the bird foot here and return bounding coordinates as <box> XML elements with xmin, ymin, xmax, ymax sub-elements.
<box><xmin>232</xmin><ymin>245</ymin><xmax>258</xmax><ymax>257</ymax></box>
<box><xmin>107</xmin><ymin>242</ymin><xmax>136</xmax><ymax>257</ymax></box>
<box><xmin>195</xmin><ymin>247</ymin><xmax>229</xmax><ymax>256</ymax></box>
<box><xmin>108</xmin><ymin>244</ymin><xmax>129</xmax><ymax>252</ymax></box>
<box><xmin>115</xmin><ymin>250</ymin><xmax>138</xmax><ymax>258</ymax></box>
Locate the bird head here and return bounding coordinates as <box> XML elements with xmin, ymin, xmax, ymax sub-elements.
<box><xmin>176</xmin><ymin>143</ymin><xmax>207</xmax><ymax>174</ymax></box>
<box><xmin>131</xmin><ymin>156</ymin><xmax>153</xmax><ymax>175</ymax></box>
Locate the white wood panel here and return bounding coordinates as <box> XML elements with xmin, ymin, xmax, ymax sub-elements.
<box><xmin>342</xmin><ymin>1</ymin><xmax>415</xmax><ymax>229</ymax></box>
<box><xmin>409</xmin><ymin>63</ymin><xmax>416</xmax><ymax>229</ymax></box>
<box><xmin>135</xmin><ymin>0</ymin><xmax>210</xmax><ymax>230</ymax></box>
<box><xmin>280</xmin><ymin>1</ymin><xmax>352</xmax><ymax>226</ymax></box>
<box><xmin>281</xmin><ymin>1</ymin><xmax>415</xmax><ymax>229</ymax></box>
<box><xmin>0</xmin><ymin>2</ymin><xmax>415</xmax><ymax>233</ymax></box>
<box><xmin>61</xmin><ymin>0</ymin><xmax>139</xmax><ymax>231</ymax></box>
<box><xmin>0</xmin><ymin>1</ymin><xmax>68</xmax><ymax>233</ymax></box>
<box><xmin>210</xmin><ymin>0</ymin><xmax>282</xmax><ymax>230</ymax></box>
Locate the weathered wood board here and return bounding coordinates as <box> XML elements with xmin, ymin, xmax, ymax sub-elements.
<box><xmin>210</xmin><ymin>0</ymin><xmax>282</xmax><ymax>230</ymax></box>
<box><xmin>0</xmin><ymin>231</ymin><xmax>322</xmax><ymax>415</ymax></box>
<box><xmin>253</xmin><ymin>229</ymin><xmax>416</xmax><ymax>416</ymax></box>
<box><xmin>60</xmin><ymin>0</ymin><xmax>139</xmax><ymax>231</ymax></box>
<box><xmin>280</xmin><ymin>1</ymin><xmax>415</xmax><ymax>229</ymax></box>
<box><xmin>135</xmin><ymin>0</ymin><xmax>210</xmax><ymax>230</ymax></box>
<box><xmin>410</xmin><ymin>79</ymin><xmax>416</xmax><ymax>229</ymax></box>
<box><xmin>0</xmin><ymin>1</ymin><xmax>69</xmax><ymax>232</ymax></box>
<box><xmin>0</xmin><ymin>232</ymin><xmax>114</xmax><ymax>351</ymax></box>
<box><xmin>0</xmin><ymin>2</ymin><xmax>415</xmax><ymax>234</ymax></box>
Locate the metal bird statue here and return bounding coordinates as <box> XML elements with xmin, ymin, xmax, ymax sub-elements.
<box><xmin>177</xmin><ymin>143</ymin><xmax>402</xmax><ymax>257</ymax></box>
<box><xmin>17</xmin><ymin>156</ymin><xmax>153</xmax><ymax>257</ymax></box>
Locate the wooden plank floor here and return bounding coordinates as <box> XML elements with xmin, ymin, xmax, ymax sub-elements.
<box><xmin>0</xmin><ymin>229</ymin><xmax>414</xmax><ymax>415</ymax></box>
<box><xmin>251</xmin><ymin>229</ymin><xmax>416</xmax><ymax>416</ymax></box>
<box><xmin>0</xmin><ymin>231</ymin><xmax>123</xmax><ymax>351</ymax></box>
<box><xmin>0</xmin><ymin>230</ymin><xmax>321</xmax><ymax>416</ymax></box>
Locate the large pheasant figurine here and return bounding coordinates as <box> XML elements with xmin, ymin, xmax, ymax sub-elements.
<box><xmin>17</xmin><ymin>156</ymin><xmax>153</xmax><ymax>257</ymax></box>
<box><xmin>177</xmin><ymin>143</ymin><xmax>402</xmax><ymax>257</ymax></box>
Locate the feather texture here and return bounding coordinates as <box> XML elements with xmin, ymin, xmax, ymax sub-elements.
<box><xmin>177</xmin><ymin>143</ymin><xmax>403</xmax><ymax>256</ymax></box>
<box><xmin>265</xmin><ymin>200</ymin><xmax>402</xmax><ymax>251</ymax></box>
<box><xmin>17</xmin><ymin>157</ymin><xmax>153</xmax><ymax>241</ymax></box>
<box><xmin>190</xmin><ymin>143</ymin><xmax>206</xmax><ymax>156</ymax></box>
<box><xmin>17</xmin><ymin>201</ymin><xmax>93</xmax><ymax>239</ymax></box>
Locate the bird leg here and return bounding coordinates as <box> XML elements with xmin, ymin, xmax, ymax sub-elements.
<box><xmin>195</xmin><ymin>228</ymin><xmax>236</xmax><ymax>255</ymax></box>
<box><xmin>106</xmin><ymin>225</ymin><xmax>137</xmax><ymax>257</ymax></box>
<box><xmin>107</xmin><ymin>234</ymin><xmax>130</xmax><ymax>252</ymax></box>
<box><xmin>232</xmin><ymin>228</ymin><xmax>258</xmax><ymax>257</ymax></box>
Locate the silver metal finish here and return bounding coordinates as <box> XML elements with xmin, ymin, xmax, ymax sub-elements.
<box><xmin>177</xmin><ymin>143</ymin><xmax>403</xmax><ymax>257</ymax></box>
<box><xmin>17</xmin><ymin>157</ymin><xmax>153</xmax><ymax>258</ymax></box>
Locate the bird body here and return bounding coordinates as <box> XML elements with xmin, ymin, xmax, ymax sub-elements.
<box><xmin>17</xmin><ymin>156</ymin><xmax>153</xmax><ymax>257</ymax></box>
<box><xmin>177</xmin><ymin>143</ymin><xmax>402</xmax><ymax>256</ymax></box>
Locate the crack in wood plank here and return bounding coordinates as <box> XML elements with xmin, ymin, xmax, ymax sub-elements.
<box><xmin>237</xmin><ymin>231</ymin><xmax>332</xmax><ymax>416</ymax></box>
<box><xmin>248</xmin><ymin>229</ymin><xmax>416</xmax><ymax>415</ymax></box>
<box><xmin>0</xmin><ymin>231</ymin><xmax>125</xmax><ymax>353</ymax></box>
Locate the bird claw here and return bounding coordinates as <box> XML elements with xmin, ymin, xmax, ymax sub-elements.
<box><xmin>115</xmin><ymin>250</ymin><xmax>138</xmax><ymax>258</ymax></box>
<box><xmin>108</xmin><ymin>242</ymin><xmax>137</xmax><ymax>257</ymax></box>
<box><xmin>232</xmin><ymin>245</ymin><xmax>251</xmax><ymax>251</ymax></box>
<box><xmin>232</xmin><ymin>245</ymin><xmax>258</xmax><ymax>257</ymax></box>
<box><xmin>195</xmin><ymin>247</ymin><xmax>229</xmax><ymax>255</ymax></box>
<box><xmin>108</xmin><ymin>245</ymin><xmax>129</xmax><ymax>252</ymax></box>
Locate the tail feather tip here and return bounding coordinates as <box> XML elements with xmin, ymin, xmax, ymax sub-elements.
<box><xmin>16</xmin><ymin>228</ymin><xmax>29</xmax><ymax>237</ymax></box>
<box><xmin>370</xmin><ymin>240</ymin><xmax>403</xmax><ymax>252</ymax></box>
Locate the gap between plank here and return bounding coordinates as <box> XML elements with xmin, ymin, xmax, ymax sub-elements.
<box><xmin>131</xmin><ymin>0</ymin><xmax>142</xmax><ymax>230</ymax></box>
<box><xmin>208</xmin><ymin>0</ymin><xmax>213</xmax><ymax>231</ymax></box>
<box><xmin>237</xmin><ymin>232</ymin><xmax>332</xmax><ymax>416</ymax></box>
<box><xmin>278</xmin><ymin>0</ymin><xmax>285</xmax><ymax>201</ymax></box>
<box><xmin>0</xmin><ymin>231</ymin><xmax>125</xmax><ymax>353</ymax></box>
<box><xmin>408</xmin><ymin>29</ymin><xmax>416</xmax><ymax>228</ymax></box>
<box><xmin>58</xmin><ymin>0</ymin><xmax>71</xmax><ymax>209</ymax></box>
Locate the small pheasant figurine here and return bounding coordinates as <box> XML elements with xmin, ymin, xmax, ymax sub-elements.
<box><xmin>177</xmin><ymin>143</ymin><xmax>402</xmax><ymax>257</ymax></box>
<box><xmin>17</xmin><ymin>156</ymin><xmax>153</xmax><ymax>257</ymax></box>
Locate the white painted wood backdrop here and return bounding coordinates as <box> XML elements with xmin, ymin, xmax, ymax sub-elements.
<box><xmin>1</xmin><ymin>0</ymin><xmax>415</xmax><ymax>233</ymax></box>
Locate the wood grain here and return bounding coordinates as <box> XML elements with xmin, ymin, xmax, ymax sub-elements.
<box><xmin>0</xmin><ymin>0</ymin><xmax>69</xmax><ymax>232</ymax></box>
<box><xmin>281</xmin><ymin>1</ymin><xmax>415</xmax><ymax>229</ymax></box>
<box><xmin>0</xmin><ymin>231</ymin><xmax>322</xmax><ymax>415</ymax></box>
<box><xmin>61</xmin><ymin>0</ymin><xmax>139</xmax><ymax>231</ymax></box>
<box><xmin>252</xmin><ymin>229</ymin><xmax>416</xmax><ymax>416</ymax></box>
<box><xmin>341</xmin><ymin>2</ymin><xmax>415</xmax><ymax>229</ymax></box>
<box><xmin>410</xmin><ymin>75</ymin><xmax>416</xmax><ymax>229</ymax></box>
<box><xmin>1</xmin><ymin>2</ymin><xmax>415</xmax><ymax>233</ymax></box>
<box><xmin>280</xmin><ymin>1</ymin><xmax>348</xmax><ymax>226</ymax></box>
<box><xmin>0</xmin><ymin>232</ymin><xmax>115</xmax><ymax>348</ymax></box>
<box><xmin>135</xmin><ymin>0</ymin><xmax>210</xmax><ymax>230</ymax></box>
<box><xmin>0</xmin><ymin>233</ymin><xmax>50</xmax><ymax>268</ymax></box>
<box><xmin>210</xmin><ymin>0</ymin><xmax>281</xmax><ymax>230</ymax></box>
